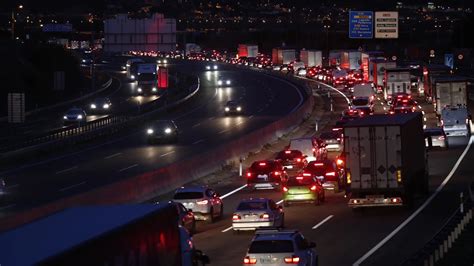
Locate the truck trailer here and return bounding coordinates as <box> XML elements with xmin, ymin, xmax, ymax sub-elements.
<box><xmin>384</xmin><ymin>68</ymin><xmax>412</xmax><ymax>102</ymax></box>
<box><xmin>432</xmin><ymin>76</ymin><xmax>468</xmax><ymax>115</ymax></box>
<box><xmin>272</xmin><ymin>48</ymin><xmax>296</xmax><ymax>65</ymax></box>
<box><xmin>344</xmin><ymin>113</ymin><xmax>428</xmax><ymax>208</ymax></box>
<box><xmin>136</xmin><ymin>63</ymin><xmax>159</xmax><ymax>95</ymax></box>
<box><xmin>0</xmin><ymin>203</ymin><xmax>208</xmax><ymax>266</ymax></box>
<box><xmin>300</xmin><ymin>49</ymin><xmax>322</xmax><ymax>68</ymax></box>
<box><xmin>238</xmin><ymin>44</ymin><xmax>258</xmax><ymax>58</ymax></box>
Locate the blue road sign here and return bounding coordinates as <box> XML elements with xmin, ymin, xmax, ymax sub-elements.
<box><xmin>349</xmin><ymin>11</ymin><xmax>373</xmax><ymax>39</ymax></box>
<box><xmin>444</xmin><ymin>54</ymin><xmax>454</xmax><ymax>69</ymax></box>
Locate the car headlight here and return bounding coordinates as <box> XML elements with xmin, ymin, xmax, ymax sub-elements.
<box><xmin>77</xmin><ymin>115</ymin><xmax>83</xmax><ymax>119</ymax></box>
<box><xmin>163</xmin><ymin>59</ymin><xmax>168</xmax><ymax>64</ymax></box>
<box><xmin>82</xmin><ymin>59</ymin><xmax>86</xmax><ymax>63</ymax></box>
<box><xmin>226</xmin><ymin>80</ymin><xmax>231</xmax><ymax>85</ymax></box>
<box><xmin>237</xmin><ymin>106</ymin><xmax>242</xmax><ymax>111</ymax></box>
<box><xmin>131</xmin><ymin>75</ymin><xmax>135</xmax><ymax>80</ymax></box>
<box><xmin>157</xmin><ymin>60</ymin><xmax>162</xmax><ymax>64</ymax></box>
<box><xmin>213</xmin><ymin>65</ymin><xmax>218</xmax><ymax>70</ymax></box>
<box><xmin>137</xmin><ymin>88</ymin><xmax>142</xmax><ymax>92</ymax></box>
<box><xmin>225</xmin><ymin>107</ymin><xmax>230</xmax><ymax>112</ymax></box>
<box><xmin>152</xmin><ymin>87</ymin><xmax>157</xmax><ymax>92</ymax></box>
<box><xmin>147</xmin><ymin>129</ymin><xmax>154</xmax><ymax>134</ymax></box>
<box><xmin>103</xmin><ymin>104</ymin><xmax>109</xmax><ymax>109</ymax></box>
<box><xmin>164</xmin><ymin>128</ymin><xmax>172</xmax><ymax>134</ymax></box>
<box><xmin>217</xmin><ymin>80</ymin><xmax>223</xmax><ymax>86</ymax></box>
<box><xmin>90</xmin><ymin>104</ymin><xmax>96</xmax><ymax>109</ymax></box>
<box><xmin>206</xmin><ymin>66</ymin><xmax>211</xmax><ymax>70</ymax></box>
<box><xmin>63</xmin><ymin>115</ymin><xmax>67</xmax><ymax>120</ymax></box>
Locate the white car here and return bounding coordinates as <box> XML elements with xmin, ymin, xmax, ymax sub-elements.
<box><xmin>243</xmin><ymin>229</ymin><xmax>318</xmax><ymax>266</ymax></box>
<box><xmin>232</xmin><ymin>198</ymin><xmax>284</xmax><ymax>233</ymax></box>
<box><xmin>217</xmin><ymin>79</ymin><xmax>231</xmax><ymax>86</ymax></box>
<box><xmin>173</xmin><ymin>186</ymin><xmax>224</xmax><ymax>222</ymax></box>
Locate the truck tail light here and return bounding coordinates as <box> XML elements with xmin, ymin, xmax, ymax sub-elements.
<box><xmin>347</xmin><ymin>172</ymin><xmax>351</xmax><ymax>184</ymax></box>
<box><xmin>273</xmin><ymin>171</ymin><xmax>281</xmax><ymax>176</ymax></box>
<box><xmin>246</xmin><ymin>172</ymin><xmax>252</xmax><ymax>178</ymax></box>
<box><xmin>296</xmin><ymin>158</ymin><xmax>302</xmax><ymax>162</ymax></box>
<box><xmin>243</xmin><ymin>256</ymin><xmax>257</xmax><ymax>264</ymax></box>
<box><xmin>285</xmin><ymin>150</ymin><xmax>291</xmax><ymax>154</ymax></box>
<box><xmin>310</xmin><ymin>185</ymin><xmax>317</xmax><ymax>191</ymax></box>
<box><xmin>284</xmin><ymin>256</ymin><xmax>300</xmax><ymax>264</ymax></box>
<box><xmin>336</xmin><ymin>159</ymin><xmax>344</xmax><ymax>166</ymax></box>
<box><xmin>396</xmin><ymin>170</ymin><xmax>402</xmax><ymax>183</ymax></box>
<box><xmin>232</xmin><ymin>214</ymin><xmax>241</xmax><ymax>220</ymax></box>
<box><xmin>260</xmin><ymin>213</ymin><xmax>270</xmax><ymax>220</ymax></box>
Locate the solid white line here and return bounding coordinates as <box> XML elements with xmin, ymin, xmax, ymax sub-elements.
<box><xmin>193</xmin><ymin>139</ymin><xmax>205</xmax><ymax>145</ymax></box>
<box><xmin>276</xmin><ymin>199</ymin><xmax>283</xmax><ymax>205</ymax></box>
<box><xmin>105</xmin><ymin>152</ymin><xmax>122</xmax><ymax>159</ymax></box>
<box><xmin>0</xmin><ymin>204</ymin><xmax>16</xmax><ymax>211</ymax></box>
<box><xmin>160</xmin><ymin>151</ymin><xmax>175</xmax><ymax>157</ymax></box>
<box><xmin>219</xmin><ymin>129</ymin><xmax>229</xmax><ymax>134</ymax></box>
<box><xmin>312</xmin><ymin>215</ymin><xmax>334</xmax><ymax>229</ymax></box>
<box><xmin>55</xmin><ymin>166</ymin><xmax>78</xmax><ymax>175</ymax></box>
<box><xmin>316</xmin><ymin>81</ymin><xmax>351</xmax><ymax>104</ymax></box>
<box><xmin>221</xmin><ymin>226</ymin><xmax>233</xmax><ymax>233</ymax></box>
<box><xmin>418</xmin><ymin>105</ymin><xmax>422</xmax><ymax>109</ymax></box>
<box><xmin>118</xmin><ymin>164</ymin><xmax>138</xmax><ymax>172</ymax></box>
<box><xmin>192</xmin><ymin>123</ymin><xmax>201</xmax><ymax>128</ymax></box>
<box><xmin>220</xmin><ymin>184</ymin><xmax>247</xmax><ymax>199</ymax></box>
<box><xmin>59</xmin><ymin>181</ymin><xmax>86</xmax><ymax>192</ymax></box>
<box><xmin>6</xmin><ymin>184</ymin><xmax>19</xmax><ymax>189</ymax></box>
<box><xmin>353</xmin><ymin>136</ymin><xmax>474</xmax><ymax>266</ymax></box>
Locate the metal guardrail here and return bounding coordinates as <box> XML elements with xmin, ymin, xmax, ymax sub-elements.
<box><xmin>401</xmin><ymin>184</ymin><xmax>474</xmax><ymax>266</ymax></box>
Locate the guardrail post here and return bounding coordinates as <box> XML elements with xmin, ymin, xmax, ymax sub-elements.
<box><xmin>434</xmin><ymin>249</ymin><xmax>439</xmax><ymax>262</ymax></box>
<box><xmin>443</xmin><ymin>239</ymin><xmax>448</xmax><ymax>253</ymax></box>
<box><xmin>429</xmin><ymin>254</ymin><xmax>434</xmax><ymax>266</ymax></box>
<box><xmin>239</xmin><ymin>157</ymin><xmax>243</xmax><ymax>177</ymax></box>
<box><xmin>438</xmin><ymin>244</ymin><xmax>444</xmax><ymax>259</ymax></box>
<box><xmin>460</xmin><ymin>192</ymin><xmax>464</xmax><ymax>214</ymax></box>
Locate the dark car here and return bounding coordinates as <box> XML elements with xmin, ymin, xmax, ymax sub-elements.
<box><xmin>389</xmin><ymin>98</ymin><xmax>417</xmax><ymax>114</ymax></box>
<box><xmin>224</xmin><ymin>100</ymin><xmax>244</xmax><ymax>116</ymax></box>
<box><xmin>301</xmin><ymin>159</ymin><xmax>345</xmax><ymax>192</ymax></box>
<box><xmin>275</xmin><ymin>150</ymin><xmax>307</xmax><ymax>170</ymax></box>
<box><xmin>146</xmin><ymin>120</ymin><xmax>179</xmax><ymax>144</ymax></box>
<box><xmin>88</xmin><ymin>97</ymin><xmax>112</xmax><ymax>114</ymax></box>
<box><xmin>171</xmin><ymin>202</ymin><xmax>196</xmax><ymax>235</ymax></box>
<box><xmin>63</xmin><ymin>107</ymin><xmax>87</xmax><ymax>125</ymax></box>
<box><xmin>246</xmin><ymin>160</ymin><xmax>288</xmax><ymax>190</ymax></box>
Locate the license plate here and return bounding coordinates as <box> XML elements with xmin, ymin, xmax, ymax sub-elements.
<box><xmin>286</xmin><ymin>165</ymin><xmax>293</xmax><ymax>169</ymax></box>
<box><xmin>294</xmin><ymin>194</ymin><xmax>308</xmax><ymax>199</ymax></box>
<box><xmin>366</xmin><ymin>195</ymin><xmax>384</xmax><ymax>199</ymax></box>
<box><xmin>259</xmin><ymin>258</ymin><xmax>271</xmax><ymax>264</ymax></box>
<box><xmin>257</xmin><ymin>175</ymin><xmax>268</xmax><ymax>179</ymax></box>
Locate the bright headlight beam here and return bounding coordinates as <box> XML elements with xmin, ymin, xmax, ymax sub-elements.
<box><xmin>164</xmin><ymin>128</ymin><xmax>172</xmax><ymax>134</ymax></box>
<box><xmin>147</xmin><ymin>129</ymin><xmax>154</xmax><ymax>134</ymax></box>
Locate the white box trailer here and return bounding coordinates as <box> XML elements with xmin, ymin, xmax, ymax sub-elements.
<box><xmin>238</xmin><ymin>44</ymin><xmax>258</xmax><ymax>58</ymax></box>
<box><xmin>384</xmin><ymin>68</ymin><xmax>412</xmax><ymax>101</ymax></box>
<box><xmin>272</xmin><ymin>48</ymin><xmax>296</xmax><ymax>65</ymax></box>
<box><xmin>185</xmin><ymin>43</ymin><xmax>201</xmax><ymax>56</ymax></box>
<box><xmin>300</xmin><ymin>50</ymin><xmax>322</xmax><ymax>67</ymax></box>
<box><xmin>344</xmin><ymin>113</ymin><xmax>428</xmax><ymax>208</ymax></box>
<box><xmin>433</xmin><ymin>76</ymin><xmax>468</xmax><ymax>115</ymax></box>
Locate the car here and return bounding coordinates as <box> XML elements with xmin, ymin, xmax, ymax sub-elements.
<box><xmin>318</xmin><ymin>131</ymin><xmax>343</xmax><ymax>152</ymax></box>
<box><xmin>232</xmin><ymin>198</ymin><xmax>284</xmax><ymax>233</ymax></box>
<box><xmin>246</xmin><ymin>160</ymin><xmax>288</xmax><ymax>190</ymax></box>
<box><xmin>63</xmin><ymin>107</ymin><xmax>87</xmax><ymax>125</ymax></box>
<box><xmin>282</xmin><ymin>175</ymin><xmax>325</xmax><ymax>207</ymax></box>
<box><xmin>288</xmin><ymin>137</ymin><xmax>326</xmax><ymax>162</ymax></box>
<box><xmin>217</xmin><ymin>79</ymin><xmax>231</xmax><ymax>86</ymax></box>
<box><xmin>301</xmin><ymin>159</ymin><xmax>345</xmax><ymax>192</ymax></box>
<box><xmin>173</xmin><ymin>202</ymin><xmax>197</xmax><ymax>235</ymax></box>
<box><xmin>224</xmin><ymin>100</ymin><xmax>244</xmax><ymax>116</ymax></box>
<box><xmin>206</xmin><ymin>64</ymin><xmax>218</xmax><ymax>70</ymax></box>
<box><xmin>88</xmin><ymin>97</ymin><xmax>112</xmax><ymax>113</ymax></box>
<box><xmin>179</xmin><ymin>226</ymin><xmax>211</xmax><ymax>266</ymax></box>
<box><xmin>172</xmin><ymin>186</ymin><xmax>224</xmax><ymax>223</ymax></box>
<box><xmin>275</xmin><ymin>150</ymin><xmax>307</xmax><ymax>170</ymax></box>
<box><xmin>424</xmin><ymin>127</ymin><xmax>449</xmax><ymax>149</ymax></box>
<box><xmin>351</xmin><ymin>97</ymin><xmax>373</xmax><ymax>116</ymax></box>
<box><xmin>390</xmin><ymin>92</ymin><xmax>411</xmax><ymax>105</ymax></box>
<box><xmin>341</xmin><ymin>108</ymin><xmax>362</xmax><ymax>121</ymax></box>
<box><xmin>243</xmin><ymin>229</ymin><xmax>318</xmax><ymax>266</ymax></box>
<box><xmin>146</xmin><ymin>120</ymin><xmax>179</xmax><ymax>144</ymax></box>
<box><xmin>389</xmin><ymin>98</ymin><xmax>417</xmax><ymax>114</ymax></box>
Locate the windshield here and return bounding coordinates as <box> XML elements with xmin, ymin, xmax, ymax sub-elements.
<box><xmin>276</xmin><ymin>150</ymin><xmax>302</xmax><ymax>160</ymax></box>
<box><xmin>173</xmin><ymin>192</ymin><xmax>203</xmax><ymax>200</ymax></box>
<box><xmin>237</xmin><ymin>201</ymin><xmax>267</xmax><ymax>211</ymax></box>
<box><xmin>249</xmin><ymin>240</ymin><xmax>294</xmax><ymax>253</ymax></box>
<box><xmin>352</xmin><ymin>98</ymin><xmax>369</xmax><ymax>106</ymax></box>
<box><xmin>137</xmin><ymin>73</ymin><xmax>156</xmax><ymax>81</ymax></box>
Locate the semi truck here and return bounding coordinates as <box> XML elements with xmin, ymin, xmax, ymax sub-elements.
<box><xmin>238</xmin><ymin>44</ymin><xmax>258</xmax><ymax>58</ymax></box>
<box><xmin>369</xmin><ymin>59</ymin><xmax>396</xmax><ymax>93</ymax></box>
<box><xmin>361</xmin><ymin>51</ymin><xmax>384</xmax><ymax>82</ymax></box>
<box><xmin>344</xmin><ymin>113</ymin><xmax>428</xmax><ymax>208</ymax></box>
<box><xmin>272</xmin><ymin>48</ymin><xmax>296</xmax><ymax>65</ymax></box>
<box><xmin>136</xmin><ymin>63</ymin><xmax>159</xmax><ymax>95</ymax></box>
<box><xmin>432</xmin><ymin>76</ymin><xmax>468</xmax><ymax>115</ymax></box>
<box><xmin>384</xmin><ymin>68</ymin><xmax>412</xmax><ymax>102</ymax></box>
<box><xmin>125</xmin><ymin>58</ymin><xmax>145</xmax><ymax>80</ymax></box>
<box><xmin>441</xmin><ymin>106</ymin><xmax>471</xmax><ymax>137</ymax></box>
<box><xmin>348</xmin><ymin>51</ymin><xmax>361</xmax><ymax>70</ymax></box>
<box><xmin>329</xmin><ymin>50</ymin><xmax>350</xmax><ymax>69</ymax></box>
<box><xmin>300</xmin><ymin>49</ymin><xmax>322</xmax><ymax>68</ymax></box>
<box><xmin>0</xmin><ymin>203</ymin><xmax>209</xmax><ymax>266</ymax></box>
<box><xmin>421</xmin><ymin>64</ymin><xmax>451</xmax><ymax>101</ymax></box>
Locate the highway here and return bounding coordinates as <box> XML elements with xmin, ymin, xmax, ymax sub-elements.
<box><xmin>0</xmin><ymin>60</ymin><xmax>306</xmax><ymax>218</ymax></box>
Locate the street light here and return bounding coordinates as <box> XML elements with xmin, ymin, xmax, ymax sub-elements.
<box><xmin>11</xmin><ymin>4</ymin><xmax>23</xmax><ymax>40</ymax></box>
<box><xmin>323</xmin><ymin>25</ymin><xmax>331</xmax><ymax>63</ymax></box>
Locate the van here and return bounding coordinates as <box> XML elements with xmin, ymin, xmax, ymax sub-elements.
<box><xmin>288</xmin><ymin>137</ymin><xmax>326</xmax><ymax>162</ymax></box>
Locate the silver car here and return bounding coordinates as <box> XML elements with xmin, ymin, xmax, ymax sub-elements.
<box><xmin>243</xmin><ymin>229</ymin><xmax>318</xmax><ymax>266</ymax></box>
<box><xmin>172</xmin><ymin>186</ymin><xmax>224</xmax><ymax>223</ymax></box>
<box><xmin>424</xmin><ymin>127</ymin><xmax>448</xmax><ymax>149</ymax></box>
<box><xmin>232</xmin><ymin>198</ymin><xmax>284</xmax><ymax>233</ymax></box>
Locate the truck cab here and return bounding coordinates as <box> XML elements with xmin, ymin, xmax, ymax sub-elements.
<box><xmin>136</xmin><ymin>63</ymin><xmax>159</xmax><ymax>95</ymax></box>
<box><xmin>441</xmin><ymin>106</ymin><xmax>471</xmax><ymax>137</ymax></box>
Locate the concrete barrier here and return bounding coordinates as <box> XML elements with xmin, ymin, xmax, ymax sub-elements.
<box><xmin>0</xmin><ymin>73</ymin><xmax>313</xmax><ymax>232</ymax></box>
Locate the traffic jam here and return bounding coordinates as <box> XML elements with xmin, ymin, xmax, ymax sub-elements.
<box><xmin>123</xmin><ymin>45</ymin><xmax>471</xmax><ymax>265</ymax></box>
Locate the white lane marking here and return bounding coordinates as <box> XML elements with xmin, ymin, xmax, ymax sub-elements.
<box><xmin>193</xmin><ymin>139</ymin><xmax>205</xmax><ymax>145</ymax></box>
<box><xmin>0</xmin><ymin>204</ymin><xmax>16</xmax><ymax>211</ymax></box>
<box><xmin>105</xmin><ymin>152</ymin><xmax>122</xmax><ymax>159</ymax></box>
<box><xmin>59</xmin><ymin>181</ymin><xmax>86</xmax><ymax>192</ymax></box>
<box><xmin>220</xmin><ymin>184</ymin><xmax>247</xmax><ymax>199</ymax></box>
<box><xmin>422</xmin><ymin>111</ymin><xmax>425</xmax><ymax>115</ymax></box>
<box><xmin>312</xmin><ymin>215</ymin><xmax>334</xmax><ymax>230</ymax></box>
<box><xmin>315</xmin><ymin>81</ymin><xmax>351</xmax><ymax>104</ymax></box>
<box><xmin>192</xmin><ymin>122</ymin><xmax>201</xmax><ymax>128</ymax></box>
<box><xmin>381</xmin><ymin>102</ymin><xmax>385</xmax><ymax>106</ymax></box>
<box><xmin>219</xmin><ymin>129</ymin><xmax>229</xmax><ymax>134</ymax></box>
<box><xmin>160</xmin><ymin>151</ymin><xmax>175</xmax><ymax>157</ymax></box>
<box><xmin>55</xmin><ymin>166</ymin><xmax>78</xmax><ymax>175</ymax></box>
<box><xmin>221</xmin><ymin>226</ymin><xmax>233</xmax><ymax>233</ymax></box>
<box><xmin>424</xmin><ymin>117</ymin><xmax>427</xmax><ymax>122</ymax></box>
<box><xmin>6</xmin><ymin>184</ymin><xmax>20</xmax><ymax>189</ymax></box>
<box><xmin>118</xmin><ymin>164</ymin><xmax>138</xmax><ymax>172</ymax></box>
<box><xmin>418</xmin><ymin>105</ymin><xmax>422</xmax><ymax>109</ymax></box>
<box><xmin>276</xmin><ymin>199</ymin><xmax>283</xmax><ymax>204</ymax></box>
<box><xmin>353</xmin><ymin>136</ymin><xmax>474</xmax><ymax>266</ymax></box>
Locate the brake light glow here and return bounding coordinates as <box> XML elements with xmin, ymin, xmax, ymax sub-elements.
<box><xmin>336</xmin><ymin>159</ymin><xmax>344</xmax><ymax>166</ymax></box>
<box><xmin>284</xmin><ymin>256</ymin><xmax>300</xmax><ymax>264</ymax></box>
<box><xmin>312</xmin><ymin>148</ymin><xmax>316</xmax><ymax>152</ymax></box>
<box><xmin>283</xmin><ymin>186</ymin><xmax>289</xmax><ymax>192</ymax></box>
<box><xmin>285</xmin><ymin>150</ymin><xmax>291</xmax><ymax>154</ymax></box>
<box><xmin>273</xmin><ymin>171</ymin><xmax>281</xmax><ymax>176</ymax></box>
<box><xmin>310</xmin><ymin>185</ymin><xmax>317</xmax><ymax>191</ymax></box>
<box><xmin>260</xmin><ymin>213</ymin><xmax>270</xmax><ymax>219</ymax></box>
<box><xmin>314</xmin><ymin>163</ymin><xmax>324</xmax><ymax>166</ymax></box>
<box><xmin>196</xmin><ymin>200</ymin><xmax>208</xmax><ymax>205</ymax></box>
<box><xmin>325</xmin><ymin>172</ymin><xmax>336</xmax><ymax>176</ymax></box>
<box><xmin>397</xmin><ymin>170</ymin><xmax>402</xmax><ymax>182</ymax></box>
<box><xmin>296</xmin><ymin>158</ymin><xmax>302</xmax><ymax>162</ymax></box>
<box><xmin>243</xmin><ymin>256</ymin><xmax>257</xmax><ymax>264</ymax></box>
<box><xmin>303</xmin><ymin>173</ymin><xmax>311</xmax><ymax>176</ymax></box>
<box><xmin>246</xmin><ymin>172</ymin><xmax>252</xmax><ymax>177</ymax></box>
<box><xmin>402</xmin><ymin>99</ymin><xmax>408</xmax><ymax>103</ymax></box>
<box><xmin>259</xmin><ymin>162</ymin><xmax>267</xmax><ymax>166</ymax></box>
<box><xmin>232</xmin><ymin>214</ymin><xmax>241</xmax><ymax>220</ymax></box>
<box><xmin>347</xmin><ymin>172</ymin><xmax>351</xmax><ymax>184</ymax></box>
<box><xmin>296</xmin><ymin>176</ymin><xmax>304</xmax><ymax>180</ymax></box>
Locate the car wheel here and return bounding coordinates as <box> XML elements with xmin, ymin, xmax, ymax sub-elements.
<box><xmin>283</xmin><ymin>201</ymin><xmax>290</xmax><ymax>207</ymax></box>
<box><xmin>219</xmin><ymin>205</ymin><xmax>224</xmax><ymax>218</ymax></box>
<box><xmin>207</xmin><ymin>208</ymin><xmax>215</xmax><ymax>223</ymax></box>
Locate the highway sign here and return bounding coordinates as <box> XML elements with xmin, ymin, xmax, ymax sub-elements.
<box><xmin>375</xmin><ymin>11</ymin><xmax>398</xmax><ymax>38</ymax></box>
<box><xmin>349</xmin><ymin>11</ymin><xmax>373</xmax><ymax>39</ymax></box>
<box><xmin>8</xmin><ymin>93</ymin><xmax>25</xmax><ymax>123</ymax></box>
<box><xmin>444</xmin><ymin>54</ymin><xmax>454</xmax><ymax>69</ymax></box>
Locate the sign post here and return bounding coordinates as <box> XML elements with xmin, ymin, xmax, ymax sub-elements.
<box><xmin>349</xmin><ymin>11</ymin><xmax>373</xmax><ymax>39</ymax></box>
<box><xmin>375</xmin><ymin>11</ymin><xmax>399</xmax><ymax>39</ymax></box>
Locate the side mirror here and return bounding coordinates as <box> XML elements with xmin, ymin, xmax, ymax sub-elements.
<box><xmin>278</xmin><ymin>205</ymin><xmax>283</xmax><ymax>210</ymax></box>
<box><xmin>308</xmin><ymin>242</ymin><xmax>317</xmax><ymax>248</ymax></box>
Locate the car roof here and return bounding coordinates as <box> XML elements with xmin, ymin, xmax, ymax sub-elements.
<box><xmin>239</xmin><ymin>198</ymin><xmax>270</xmax><ymax>204</ymax></box>
<box><xmin>175</xmin><ymin>186</ymin><xmax>207</xmax><ymax>193</ymax></box>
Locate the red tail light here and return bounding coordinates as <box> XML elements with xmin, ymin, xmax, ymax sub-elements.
<box><xmin>325</xmin><ymin>172</ymin><xmax>336</xmax><ymax>176</ymax></box>
<box><xmin>196</xmin><ymin>200</ymin><xmax>209</xmax><ymax>205</ymax></box>
<box><xmin>283</xmin><ymin>186</ymin><xmax>289</xmax><ymax>192</ymax></box>
<box><xmin>243</xmin><ymin>256</ymin><xmax>257</xmax><ymax>264</ymax></box>
<box><xmin>246</xmin><ymin>172</ymin><xmax>252</xmax><ymax>177</ymax></box>
<box><xmin>232</xmin><ymin>214</ymin><xmax>241</xmax><ymax>220</ymax></box>
<box><xmin>310</xmin><ymin>185</ymin><xmax>317</xmax><ymax>191</ymax></box>
<box><xmin>303</xmin><ymin>172</ymin><xmax>312</xmax><ymax>176</ymax></box>
<box><xmin>260</xmin><ymin>213</ymin><xmax>270</xmax><ymax>219</ymax></box>
<box><xmin>296</xmin><ymin>158</ymin><xmax>302</xmax><ymax>162</ymax></box>
<box><xmin>284</xmin><ymin>256</ymin><xmax>300</xmax><ymax>264</ymax></box>
<box><xmin>296</xmin><ymin>176</ymin><xmax>304</xmax><ymax>180</ymax></box>
<box><xmin>273</xmin><ymin>171</ymin><xmax>281</xmax><ymax>176</ymax></box>
<box><xmin>285</xmin><ymin>150</ymin><xmax>291</xmax><ymax>154</ymax></box>
<box><xmin>314</xmin><ymin>163</ymin><xmax>324</xmax><ymax>166</ymax></box>
<box><xmin>336</xmin><ymin>159</ymin><xmax>344</xmax><ymax>166</ymax></box>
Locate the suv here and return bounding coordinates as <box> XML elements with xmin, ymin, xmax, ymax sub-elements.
<box><xmin>243</xmin><ymin>229</ymin><xmax>318</xmax><ymax>266</ymax></box>
<box><xmin>246</xmin><ymin>160</ymin><xmax>288</xmax><ymax>190</ymax></box>
<box><xmin>172</xmin><ymin>186</ymin><xmax>224</xmax><ymax>223</ymax></box>
<box><xmin>232</xmin><ymin>198</ymin><xmax>284</xmax><ymax>233</ymax></box>
<box><xmin>288</xmin><ymin>137</ymin><xmax>326</xmax><ymax>162</ymax></box>
<box><xmin>318</xmin><ymin>131</ymin><xmax>343</xmax><ymax>152</ymax></box>
<box><xmin>275</xmin><ymin>150</ymin><xmax>307</xmax><ymax>170</ymax></box>
<box><xmin>301</xmin><ymin>159</ymin><xmax>345</xmax><ymax>192</ymax></box>
<box><xmin>282</xmin><ymin>175</ymin><xmax>325</xmax><ymax>207</ymax></box>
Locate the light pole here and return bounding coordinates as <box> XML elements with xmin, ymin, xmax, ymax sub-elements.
<box><xmin>11</xmin><ymin>4</ymin><xmax>23</xmax><ymax>40</ymax></box>
<box><xmin>323</xmin><ymin>24</ymin><xmax>331</xmax><ymax>64</ymax></box>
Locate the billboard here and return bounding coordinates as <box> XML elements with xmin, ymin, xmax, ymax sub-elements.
<box><xmin>375</xmin><ymin>12</ymin><xmax>398</xmax><ymax>38</ymax></box>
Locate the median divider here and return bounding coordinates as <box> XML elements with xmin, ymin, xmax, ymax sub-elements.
<box><xmin>0</xmin><ymin>74</ymin><xmax>313</xmax><ymax>232</ymax></box>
